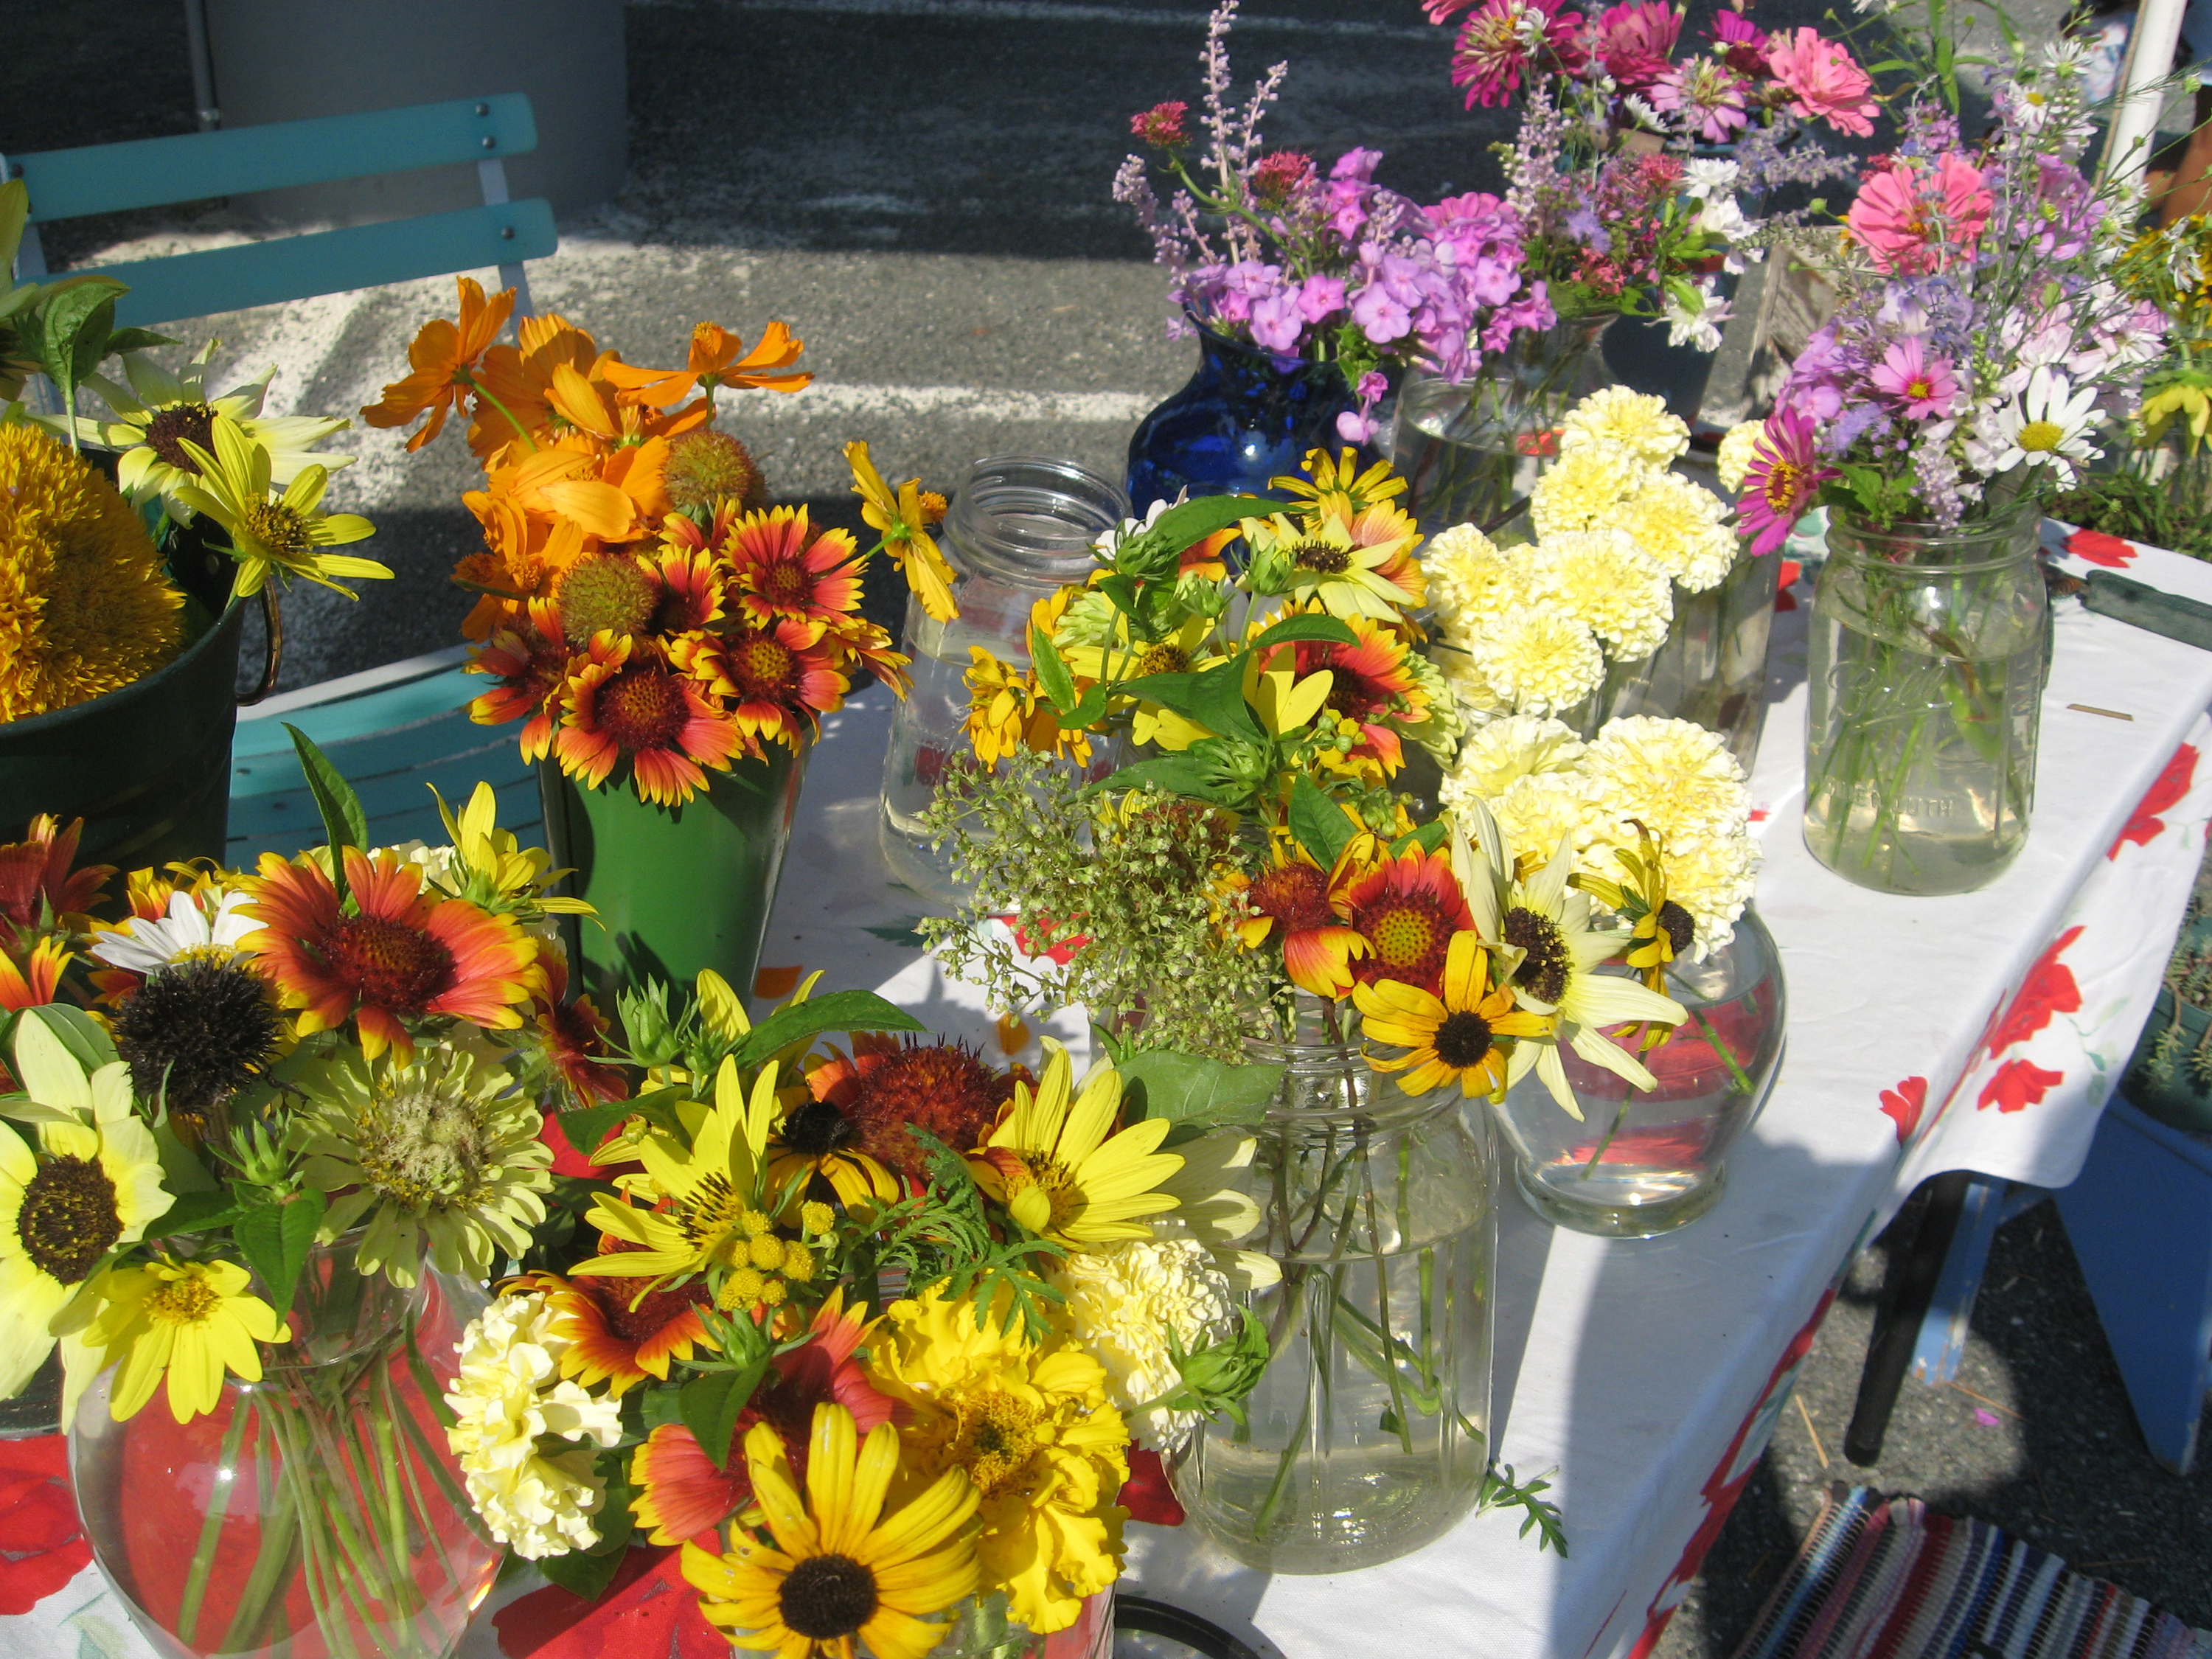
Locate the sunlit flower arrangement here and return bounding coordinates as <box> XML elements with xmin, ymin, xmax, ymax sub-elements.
<box><xmin>365</xmin><ymin>282</ymin><xmax>954</xmax><ymax>805</ymax></box>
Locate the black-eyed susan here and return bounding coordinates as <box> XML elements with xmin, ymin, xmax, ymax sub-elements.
<box><xmin>967</xmin><ymin>1043</ymin><xmax>1181</xmax><ymax>1247</ymax></box>
<box><xmin>173</xmin><ymin>414</ymin><xmax>389</xmax><ymax>598</ymax></box>
<box><xmin>1242</xmin><ymin>498</ymin><xmax>1424</xmax><ymax>620</ymax></box>
<box><xmin>1354</xmin><ymin>931</ymin><xmax>1554</xmax><ymax>1099</ymax></box>
<box><xmin>86</xmin><ymin>1254</ymin><xmax>287</xmax><ymax>1423</ymax></box>
<box><xmin>681</xmin><ymin>1403</ymin><xmax>978</xmax><ymax>1659</ymax></box>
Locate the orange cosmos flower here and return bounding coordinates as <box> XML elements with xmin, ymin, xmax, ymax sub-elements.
<box><xmin>240</xmin><ymin>849</ymin><xmax>537</xmax><ymax>1060</ymax></box>
<box><xmin>466</xmin><ymin>600</ymin><xmax>568</xmax><ymax>762</ymax></box>
<box><xmin>1233</xmin><ymin>844</ymin><xmax>1370</xmax><ymax>998</ymax></box>
<box><xmin>469</xmin><ymin>313</ymin><xmax>599</xmax><ymax>462</ymax></box>
<box><xmin>515</xmin><ymin>1245</ymin><xmax>714</xmax><ymax>1399</ymax></box>
<box><xmin>602</xmin><ymin>321</ymin><xmax>813</xmax><ymax>408</ymax></box>
<box><xmin>726</xmin><ymin>507</ymin><xmax>863</xmax><ymax>630</ymax></box>
<box><xmin>672</xmin><ymin>619</ymin><xmax>847</xmax><ymax>753</ymax></box>
<box><xmin>552</xmin><ymin>634</ymin><xmax>749</xmax><ymax>807</ymax></box>
<box><xmin>1338</xmin><ymin>844</ymin><xmax>1476</xmax><ymax>998</ymax></box>
<box><xmin>361</xmin><ymin>277</ymin><xmax>516</xmax><ymax>453</ymax></box>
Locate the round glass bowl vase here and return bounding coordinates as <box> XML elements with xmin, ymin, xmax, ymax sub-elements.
<box><xmin>1491</xmin><ymin>908</ymin><xmax>1786</xmax><ymax>1238</ymax></box>
<box><xmin>1172</xmin><ymin>996</ymin><xmax>1496</xmax><ymax>1571</ymax></box>
<box><xmin>875</xmin><ymin>456</ymin><xmax>1130</xmax><ymax>908</ymax></box>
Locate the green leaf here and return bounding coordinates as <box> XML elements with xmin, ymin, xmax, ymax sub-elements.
<box><xmin>1112</xmin><ymin>669</ymin><xmax>1201</xmax><ymax>723</ymax></box>
<box><xmin>1118</xmin><ymin>1048</ymin><xmax>1284</xmax><ymax>1127</ymax></box>
<box><xmin>1187</xmin><ymin>658</ymin><xmax>1260</xmax><ymax>743</ymax></box>
<box><xmin>285</xmin><ymin>726</ymin><xmax>369</xmax><ymax>906</ymax></box>
<box><xmin>1248</xmin><ymin>613</ymin><xmax>1358</xmax><ymax>652</ymax></box>
<box><xmin>100</xmin><ymin>327</ymin><xmax>178</xmax><ymax>356</ymax></box>
<box><xmin>0</xmin><ymin>180</ymin><xmax>26</xmax><ymax>271</ymax></box>
<box><xmin>1146</xmin><ymin>493</ymin><xmax>1267</xmax><ymax>552</ymax></box>
<box><xmin>1289</xmin><ymin>774</ymin><xmax>1354</xmax><ymax>869</ymax></box>
<box><xmin>1094</xmin><ymin>756</ymin><xmax>1231</xmax><ymax>801</ymax></box>
<box><xmin>1388</xmin><ymin>820</ymin><xmax>1450</xmax><ymax>857</ymax></box>
<box><xmin>728</xmin><ymin>989</ymin><xmax>926</xmax><ymax>1072</ymax></box>
<box><xmin>151</xmin><ymin>1119</ymin><xmax>219</xmax><ymax>1193</ymax></box>
<box><xmin>1030</xmin><ymin>623</ymin><xmax>1078</xmax><ymax>715</ymax></box>
<box><xmin>153</xmin><ymin>1189</ymin><xmax>247</xmax><ymax>1237</ymax></box>
<box><xmin>549</xmin><ymin>1100</ymin><xmax>631</xmax><ymax>1164</ymax></box>
<box><xmin>681</xmin><ymin>1359</ymin><xmax>766</xmax><ymax>1471</ymax></box>
<box><xmin>30</xmin><ymin>279</ymin><xmax>125</xmax><ymax>390</ymax></box>
<box><xmin>537</xmin><ymin>1545</ymin><xmax>632</xmax><ymax>1600</ymax></box>
<box><xmin>1062</xmin><ymin>683</ymin><xmax>1111</xmax><ymax>728</ymax></box>
<box><xmin>234</xmin><ymin>1190</ymin><xmax>326</xmax><ymax>1320</ymax></box>
<box><xmin>24</xmin><ymin>1004</ymin><xmax>116</xmax><ymax>1074</ymax></box>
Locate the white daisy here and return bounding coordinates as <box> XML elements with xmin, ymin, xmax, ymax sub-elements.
<box><xmin>1681</xmin><ymin>159</ymin><xmax>1740</xmax><ymax>201</ymax></box>
<box><xmin>88</xmin><ymin>888</ymin><xmax>259</xmax><ymax>975</ymax></box>
<box><xmin>1978</xmin><ymin>365</ymin><xmax>2103</xmax><ymax>488</ymax></box>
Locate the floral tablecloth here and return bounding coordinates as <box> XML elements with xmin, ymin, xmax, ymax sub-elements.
<box><xmin>4</xmin><ymin>528</ymin><xmax>2210</xmax><ymax>1659</ymax></box>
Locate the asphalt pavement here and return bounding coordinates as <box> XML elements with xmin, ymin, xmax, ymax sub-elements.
<box><xmin>7</xmin><ymin>0</ymin><xmax>2208</xmax><ymax>1649</ymax></box>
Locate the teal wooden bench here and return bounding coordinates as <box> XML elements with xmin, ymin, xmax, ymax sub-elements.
<box><xmin>228</xmin><ymin>648</ymin><xmax>538</xmax><ymax>869</ymax></box>
<box><xmin>1</xmin><ymin>93</ymin><xmax>557</xmax><ymax>327</ymax></box>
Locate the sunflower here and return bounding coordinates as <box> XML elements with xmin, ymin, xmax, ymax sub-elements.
<box><xmin>552</xmin><ymin>633</ymin><xmax>751</xmax><ymax>807</ymax></box>
<box><xmin>360</xmin><ymin>276</ymin><xmax>518</xmax><ymax>452</ymax></box>
<box><xmin>846</xmin><ymin>441</ymin><xmax>956</xmax><ymax>624</ymax></box>
<box><xmin>1499</xmin><ymin>840</ymin><xmax>1687</xmax><ymax>1119</ymax></box>
<box><xmin>1231</xmin><ymin>843</ymin><xmax>1369</xmax><ymax>998</ymax></box>
<box><xmin>69</xmin><ymin>339</ymin><xmax>352</xmax><ymax>515</ymax></box>
<box><xmin>110</xmin><ymin>955</ymin><xmax>285</xmax><ymax>1128</ymax></box>
<box><xmin>173</xmin><ymin>415</ymin><xmax>390</xmax><ymax>598</ymax></box>
<box><xmin>242</xmin><ymin>846</ymin><xmax>538</xmax><ymax>1061</ymax></box>
<box><xmin>865</xmin><ymin>1284</ymin><xmax>1127</xmax><ymax>1635</ymax></box>
<box><xmin>0</xmin><ymin>425</ymin><xmax>187</xmax><ymax>720</ymax></box>
<box><xmin>1339</xmin><ymin>845</ymin><xmax>1478</xmax><ymax>996</ymax></box>
<box><xmin>683</xmin><ymin>1404</ymin><xmax>979</xmax><ymax>1659</ymax></box>
<box><xmin>289</xmin><ymin>1045</ymin><xmax>553</xmax><ymax>1286</ymax></box>
<box><xmin>86</xmin><ymin>1255</ymin><xmax>287</xmax><ymax>1424</ymax></box>
<box><xmin>804</xmin><ymin>1035</ymin><xmax>1018</xmax><ymax>1183</ymax></box>
<box><xmin>1272</xmin><ymin>445</ymin><xmax>1408</xmax><ymax>518</ymax></box>
<box><xmin>728</xmin><ymin>508</ymin><xmax>863</xmax><ymax>630</ymax></box>
<box><xmin>572</xmin><ymin>1056</ymin><xmax>779</xmax><ymax>1287</ymax></box>
<box><xmin>0</xmin><ymin>1052</ymin><xmax>172</xmax><ymax>1398</ymax></box>
<box><xmin>1243</xmin><ymin>503</ymin><xmax>1424</xmax><ymax>620</ymax></box>
<box><xmin>967</xmin><ymin>1043</ymin><xmax>1181</xmax><ymax>1247</ymax></box>
<box><xmin>515</xmin><ymin>1249</ymin><xmax>714</xmax><ymax>1398</ymax></box>
<box><xmin>466</xmin><ymin>601</ymin><xmax>569</xmax><ymax>762</ymax></box>
<box><xmin>674</xmin><ymin>619</ymin><xmax>848</xmax><ymax>753</ymax></box>
<box><xmin>1354</xmin><ymin>931</ymin><xmax>1554</xmax><ymax>1099</ymax></box>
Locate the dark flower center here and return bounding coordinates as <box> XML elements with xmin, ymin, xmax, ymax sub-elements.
<box><xmin>324</xmin><ymin>915</ymin><xmax>455</xmax><ymax>1013</ymax></box>
<box><xmin>845</xmin><ymin>1040</ymin><xmax>1013</xmax><ymax>1178</ymax></box>
<box><xmin>596</xmin><ymin>665</ymin><xmax>692</xmax><ymax>753</ymax></box>
<box><xmin>781</xmin><ymin>1098</ymin><xmax>860</xmax><ymax>1158</ymax></box>
<box><xmin>1135</xmin><ymin>643</ymin><xmax>1191</xmax><ymax>676</ymax></box>
<box><xmin>1656</xmin><ymin>900</ymin><xmax>1694</xmax><ymax>958</ymax></box>
<box><xmin>1293</xmin><ymin>540</ymin><xmax>1350</xmax><ymax>574</ymax></box>
<box><xmin>18</xmin><ymin>1155</ymin><xmax>122</xmax><ymax>1284</ymax></box>
<box><xmin>779</xmin><ymin>1554</ymin><xmax>878</xmax><ymax>1639</ymax></box>
<box><xmin>143</xmin><ymin>402</ymin><xmax>217</xmax><ymax>473</ymax></box>
<box><xmin>759</xmin><ymin>561</ymin><xmax>811</xmax><ymax>606</ymax></box>
<box><xmin>1433</xmin><ymin>1010</ymin><xmax>1495</xmax><ymax>1070</ymax></box>
<box><xmin>1246</xmin><ymin>862</ymin><xmax>1335</xmax><ymax>934</ymax></box>
<box><xmin>1503</xmin><ymin>907</ymin><xmax>1569</xmax><ymax>1005</ymax></box>
<box><xmin>582</xmin><ymin>1244</ymin><xmax>709</xmax><ymax>1343</ymax></box>
<box><xmin>114</xmin><ymin>956</ymin><xmax>283</xmax><ymax>1116</ymax></box>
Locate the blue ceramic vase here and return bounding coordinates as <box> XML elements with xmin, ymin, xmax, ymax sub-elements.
<box><xmin>1125</xmin><ymin>320</ymin><xmax>1357</xmax><ymax>512</ymax></box>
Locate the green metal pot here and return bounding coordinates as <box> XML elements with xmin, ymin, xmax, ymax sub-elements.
<box><xmin>538</xmin><ymin>742</ymin><xmax>809</xmax><ymax>1007</ymax></box>
<box><xmin>0</xmin><ymin>595</ymin><xmax>254</xmax><ymax>878</ymax></box>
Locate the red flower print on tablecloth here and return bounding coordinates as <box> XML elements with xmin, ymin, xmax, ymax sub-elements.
<box><xmin>1983</xmin><ymin>927</ymin><xmax>2084</xmax><ymax>1058</ymax></box>
<box><xmin>2110</xmin><ymin>744</ymin><xmax>2198</xmax><ymax>860</ymax></box>
<box><xmin>2065</xmin><ymin>528</ymin><xmax>2136</xmax><ymax>568</ymax></box>
<box><xmin>0</xmin><ymin>1435</ymin><xmax>91</xmax><ymax>1615</ymax></box>
<box><xmin>1878</xmin><ymin>1077</ymin><xmax>1928</xmax><ymax>1145</ymax></box>
<box><xmin>1978</xmin><ymin>1057</ymin><xmax>2065</xmax><ymax>1113</ymax></box>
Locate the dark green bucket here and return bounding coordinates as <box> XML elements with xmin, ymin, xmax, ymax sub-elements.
<box><xmin>539</xmin><ymin>742</ymin><xmax>808</xmax><ymax>1007</ymax></box>
<box><xmin>0</xmin><ymin>596</ymin><xmax>254</xmax><ymax>877</ymax></box>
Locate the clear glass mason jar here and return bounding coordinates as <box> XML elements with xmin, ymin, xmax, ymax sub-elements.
<box><xmin>1490</xmin><ymin>908</ymin><xmax>1786</xmax><ymax>1238</ymax></box>
<box><xmin>875</xmin><ymin>456</ymin><xmax>1130</xmax><ymax>908</ymax></box>
<box><xmin>1172</xmin><ymin>996</ymin><xmax>1495</xmax><ymax>1572</ymax></box>
<box><xmin>1389</xmin><ymin>317</ymin><xmax>1613</xmax><ymax>539</ymax></box>
<box><xmin>69</xmin><ymin>1234</ymin><xmax>499</xmax><ymax>1659</ymax></box>
<box><xmin>1803</xmin><ymin>507</ymin><xmax>2048</xmax><ymax>895</ymax></box>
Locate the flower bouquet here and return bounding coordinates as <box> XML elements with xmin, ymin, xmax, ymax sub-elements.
<box><xmin>364</xmin><ymin>282</ymin><xmax>951</xmax><ymax>995</ymax></box>
<box><xmin>905</xmin><ymin>451</ymin><xmax>1742</xmax><ymax>1556</ymax></box>
<box><xmin>0</xmin><ymin>736</ymin><xmax>633</xmax><ymax>1658</ymax></box>
<box><xmin>1736</xmin><ymin>39</ymin><xmax>2166</xmax><ymax>892</ymax></box>
<box><xmin>1113</xmin><ymin>1</ymin><xmax>1554</xmax><ymax>501</ymax></box>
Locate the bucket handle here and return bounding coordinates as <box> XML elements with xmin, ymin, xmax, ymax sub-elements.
<box><xmin>234</xmin><ymin>585</ymin><xmax>282</xmax><ymax>708</ymax></box>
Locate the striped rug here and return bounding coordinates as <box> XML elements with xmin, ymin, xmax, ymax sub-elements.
<box><xmin>1731</xmin><ymin>1486</ymin><xmax>2212</xmax><ymax>1659</ymax></box>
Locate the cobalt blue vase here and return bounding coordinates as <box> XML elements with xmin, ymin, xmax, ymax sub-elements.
<box><xmin>1125</xmin><ymin>320</ymin><xmax>1358</xmax><ymax>512</ymax></box>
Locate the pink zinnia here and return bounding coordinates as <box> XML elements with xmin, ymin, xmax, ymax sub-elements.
<box><xmin>1845</xmin><ymin>154</ymin><xmax>1993</xmax><ymax>275</ymax></box>
<box><xmin>1710</xmin><ymin>7</ymin><xmax>1767</xmax><ymax>75</ymax></box>
<box><xmin>1131</xmin><ymin>101</ymin><xmax>1189</xmax><ymax>149</ymax></box>
<box><xmin>1452</xmin><ymin>0</ymin><xmax>1587</xmax><ymax>108</ymax></box>
<box><xmin>1868</xmin><ymin>338</ymin><xmax>1959</xmax><ymax>420</ymax></box>
<box><xmin>1596</xmin><ymin>1</ymin><xmax>1683</xmax><ymax>90</ymax></box>
<box><xmin>1650</xmin><ymin>58</ymin><xmax>1749</xmax><ymax>141</ymax></box>
<box><xmin>1736</xmin><ymin>408</ymin><xmax>1837</xmax><ymax>556</ymax></box>
<box><xmin>1764</xmin><ymin>28</ymin><xmax>1878</xmax><ymax>136</ymax></box>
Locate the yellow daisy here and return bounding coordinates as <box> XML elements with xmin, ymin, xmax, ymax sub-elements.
<box><xmin>967</xmin><ymin>1043</ymin><xmax>1181</xmax><ymax>1247</ymax></box>
<box><xmin>1242</xmin><ymin>504</ymin><xmax>1424</xmax><ymax>621</ymax></box>
<box><xmin>847</xmin><ymin>441</ymin><xmax>956</xmax><ymax>624</ymax></box>
<box><xmin>173</xmin><ymin>414</ymin><xmax>390</xmax><ymax>598</ymax></box>
<box><xmin>1270</xmin><ymin>445</ymin><xmax>1408</xmax><ymax>518</ymax></box>
<box><xmin>682</xmin><ymin>1404</ymin><xmax>979</xmax><ymax>1659</ymax></box>
<box><xmin>87</xmin><ymin>1254</ymin><xmax>288</xmax><ymax>1423</ymax></box>
<box><xmin>1354</xmin><ymin>931</ymin><xmax>1554</xmax><ymax>1099</ymax></box>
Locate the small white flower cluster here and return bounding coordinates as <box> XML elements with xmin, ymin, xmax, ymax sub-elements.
<box><xmin>1055</xmin><ymin>1236</ymin><xmax>1238</xmax><ymax>1453</ymax></box>
<box><xmin>445</xmin><ymin>1292</ymin><xmax>625</xmax><ymax>1559</ymax></box>
<box><xmin>1439</xmin><ymin>714</ymin><xmax>1759</xmax><ymax>957</ymax></box>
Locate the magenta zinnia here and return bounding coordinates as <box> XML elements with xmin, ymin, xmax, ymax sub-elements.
<box><xmin>1735</xmin><ymin>408</ymin><xmax>1838</xmax><ymax>557</ymax></box>
<box><xmin>1450</xmin><ymin>0</ymin><xmax>1585</xmax><ymax>108</ymax></box>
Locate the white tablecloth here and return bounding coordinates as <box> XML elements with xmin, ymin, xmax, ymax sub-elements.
<box><xmin>9</xmin><ymin>531</ymin><xmax>2211</xmax><ymax>1659</ymax></box>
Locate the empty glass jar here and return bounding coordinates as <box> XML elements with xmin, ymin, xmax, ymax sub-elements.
<box><xmin>875</xmin><ymin>456</ymin><xmax>1129</xmax><ymax>908</ymax></box>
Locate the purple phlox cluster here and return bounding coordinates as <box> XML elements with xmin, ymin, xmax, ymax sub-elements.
<box><xmin>2028</xmin><ymin>156</ymin><xmax>2103</xmax><ymax>260</ymax></box>
<box><xmin>1338</xmin><ymin>369</ymin><xmax>1393</xmax><ymax>445</ymax></box>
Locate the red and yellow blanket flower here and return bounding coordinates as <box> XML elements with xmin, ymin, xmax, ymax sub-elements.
<box><xmin>550</xmin><ymin>633</ymin><xmax>750</xmax><ymax>807</ymax></box>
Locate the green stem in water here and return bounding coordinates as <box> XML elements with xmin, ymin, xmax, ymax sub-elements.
<box><xmin>175</xmin><ymin>1397</ymin><xmax>256</xmax><ymax>1644</ymax></box>
<box><xmin>1688</xmin><ymin>1006</ymin><xmax>1754</xmax><ymax>1096</ymax></box>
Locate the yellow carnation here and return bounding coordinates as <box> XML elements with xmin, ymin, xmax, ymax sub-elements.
<box><xmin>1715</xmin><ymin>420</ymin><xmax>1766</xmax><ymax>493</ymax></box>
<box><xmin>1559</xmin><ymin>386</ymin><xmax>1691</xmax><ymax>470</ymax></box>
<box><xmin>1529</xmin><ymin>446</ymin><xmax>1645</xmax><ymax>538</ymax></box>
<box><xmin>1527</xmin><ymin>530</ymin><xmax>1674</xmax><ymax>660</ymax></box>
<box><xmin>1604</xmin><ymin>471</ymin><xmax>1739</xmax><ymax>594</ymax></box>
<box><xmin>1466</xmin><ymin>606</ymin><xmax>1605</xmax><ymax>715</ymax></box>
<box><xmin>1444</xmin><ymin>714</ymin><xmax>1587</xmax><ymax>799</ymax></box>
<box><xmin>1424</xmin><ymin>521</ymin><xmax>1526</xmax><ymax>631</ymax></box>
<box><xmin>1580</xmin><ymin>714</ymin><xmax>1750</xmax><ymax>848</ymax></box>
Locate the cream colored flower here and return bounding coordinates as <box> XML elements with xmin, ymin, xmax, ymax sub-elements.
<box><xmin>1425</xmin><ymin>521</ymin><xmax>1520</xmax><ymax>614</ymax></box>
<box><xmin>1530</xmin><ymin>447</ymin><xmax>1646</xmax><ymax>538</ymax></box>
<box><xmin>1715</xmin><ymin>420</ymin><xmax>1765</xmax><ymax>493</ymax></box>
<box><xmin>1467</xmin><ymin>608</ymin><xmax>1606</xmax><ymax>715</ymax></box>
<box><xmin>1445</xmin><ymin>714</ymin><xmax>1587</xmax><ymax>799</ymax></box>
<box><xmin>1432</xmin><ymin>644</ymin><xmax>1515</xmax><ymax>724</ymax></box>
<box><xmin>1527</xmin><ymin>530</ymin><xmax>1674</xmax><ymax>660</ymax></box>
<box><xmin>1559</xmin><ymin>386</ymin><xmax>1690</xmax><ymax>470</ymax></box>
<box><xmin>445</xmin><ymin>1292</ymin><xmax>625</xmax><ymax>1559</ymax></box>
<box><xmin>1604</xmin><ymin>471</ymin><xmax>1739</xmax><ymax>594</ymax></box>
<box><xmin>1580</xmin><ymin>715</ymin><xmax>1750</xmax><ymax>847</ymax></box>
<box><xmin>1486</xmin><ymin>770</ymin><xmax>1601</xmax><ymax>863</ymax></box>
<box><xmin>1054</xmin><ymin>1236</ymin><xmax>1237</xmax><ymax>1451</ymax></box>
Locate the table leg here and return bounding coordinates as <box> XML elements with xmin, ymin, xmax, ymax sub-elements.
<box><xmin>1844</xmin><ymin>1172</ymin><xmax>1975</xmax><ymax>1465</ymax></box>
